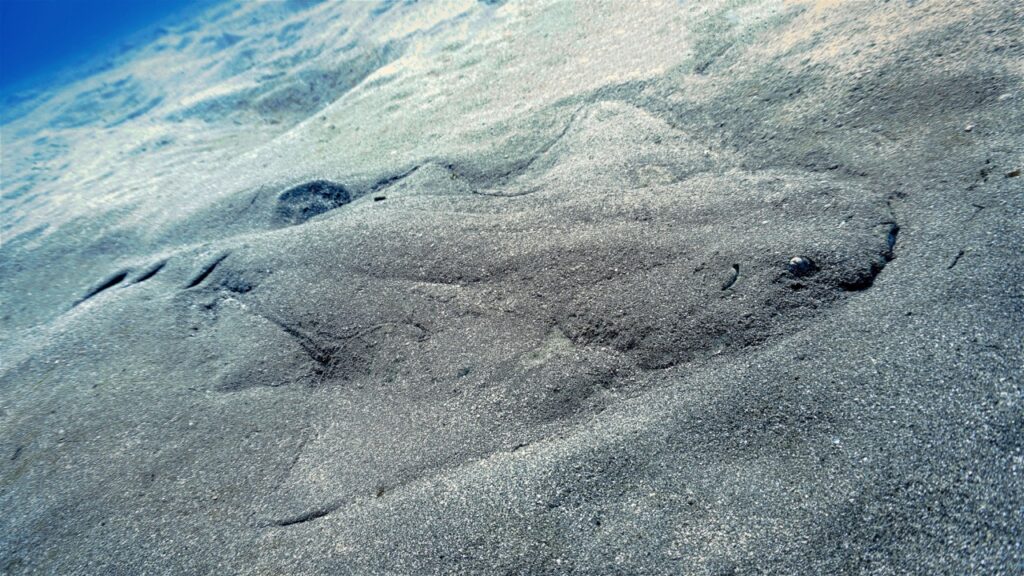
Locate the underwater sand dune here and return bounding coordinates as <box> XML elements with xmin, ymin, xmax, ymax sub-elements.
<box><xmin>1</xmin><ymin>0</ymin><xmax>1021</xmax><ymax>573</ymax></box>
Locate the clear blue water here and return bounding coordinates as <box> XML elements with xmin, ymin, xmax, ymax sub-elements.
<box><xmin>0</xmin><ymin>0</ymin><xmax>205</xmax><ymax>93</ymax></box>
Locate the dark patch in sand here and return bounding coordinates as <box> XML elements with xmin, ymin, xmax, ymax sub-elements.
<box><xmin>75</xmin><ymin>270</ymin><xmax>129</xmax><ymax>306</ymax></box>
<box><xmin>186</xmin><ymin>253</ymin><xmax>230</xmax><ymax>288</ymax></box>
<box><xmin>274</xmin><ymin>180</ymin><xmax>351</xmax><ymax>225</ymax></box>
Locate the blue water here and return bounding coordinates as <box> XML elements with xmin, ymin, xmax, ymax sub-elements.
<box><xmin>0</xmin><ymin>0</ymin><xmax>206</xmax><ymax>93</ymax></box>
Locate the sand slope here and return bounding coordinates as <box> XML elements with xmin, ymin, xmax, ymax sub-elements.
<box><xmin>1</xmin><ymin>0</ymin><xmax>1022</xmax><ymax>573</ymax></box>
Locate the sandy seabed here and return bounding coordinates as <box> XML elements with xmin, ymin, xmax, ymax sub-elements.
<box><xmin>1</xmin><ymin>1</ymin><xmax>1022</xmax><ymax>574</ymax></box>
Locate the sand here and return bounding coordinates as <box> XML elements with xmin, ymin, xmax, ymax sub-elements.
<box><xmin>1</xmin><ymin>0</ymin><xmax>1021</xmax><ymax>573</ymax></box>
